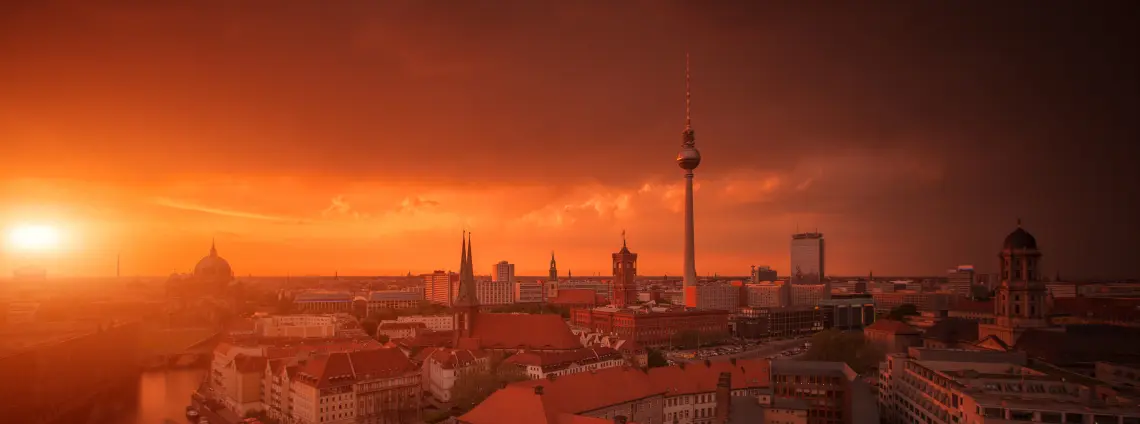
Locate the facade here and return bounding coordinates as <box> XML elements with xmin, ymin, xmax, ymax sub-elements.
<box><xmin>818</xmin><ymin>295</ymin><xmax>876</xmax><ymax>330</ymax></box>
<box><xmin>504</xmin><ymin>347</ymin><xmax>626</xmax><ymax>380</ymax></box>
<box><xmin>790</xmin><ymin>232</ymin><xmax>825</xmax><ymax>284</ymax></box>
<box><xmin>612</xmin><ymin>238</ymin><xmax>639</xmax><ymax>307</ymax></box>
<box><xmin>376</xmin><ymin>322</ymin><xmax>426</xmax><ymax>340</ymax></box>
<box><xmin>879</xmin><ymin>348</ymin><xmax>1140</xmax><ymax>424</ymax></box>
<box><xmin>1096</xmin><ymin>362</ymin><xmax>1140</xmax><ymax>390</ymax></box>
<box><xmin>693</xmin><ymin>283</ymin><xmax>743</xmax><ymax>312</ymax></box>
<box><xmin>514</xmin><ymin>280</ymin><xmax>546</xmax><ymax>304</ymax></box>
<box><xmin>752</xmin><ymin>265</ymin><xmax>778</xmax><ymax>283</ymax></box>
<box><xmin>553</xmin><ymin>279</ymin><xmax>613</xmax><ymax>301</ymax></box>
<box><xmin>491</xmin><ymin>260</ymin><xmax>515</xmax><ymax>283</ymax></box>
<box><xmin>255</xmin><ymin>315</ymin><xmax>337</xmax><ymax>338</ymax></box>
<box><xmin>293</xmin><ymin>291</ymin><xmax>354</xmax><ymax>313</ymax></box>
<box><xmin>474</xmin><ymin>280</ymin><xmax>512</xmax><ymax>306</ymax></box>
<box><xmin>735</xmin><ymin>306</ymin><xmax>826</xmax><ymax>339</ymax></box>
<box><xmin>770</xmin><ymin>360</ymin><xmax>857</xmax><ymax>424</ymax></box>
<box><xmin>870</xmin><ymin>291</ymin><xmax>953</xmax><ymax>315</ymax></box>
<box><xmin>746</xmin><ymin>283</ymin><xmax>785</xmax><ymax>308</ymax></box>
<box><xmin>571</xmin><ymin>307</ymin><xmax>730</xmax><ymax>348</ymax></box>
<box><xmin>395</xmin><ymin>315</ymin><xmax>454</xmax><ymax>332</ymax></box>
<box><xmin>290</xmin><ymin>348</ymin><xmax>422</xmax><ymax>424</ymax></box>
<box><xmin>790</xmin><ymin>283</ymin><xmax>828</xmax><ymax>306</ymax></box>
<box><xmin>423</xmin><ymin>270</ymin><xmax>458</xmax><ymax>307</ymax></box>
<box><xmin>366</xmin><ymin>290</ymin><xmax>422</xmax><ymax>311</ymax></box>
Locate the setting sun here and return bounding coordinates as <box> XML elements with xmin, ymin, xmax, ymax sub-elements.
<box><xmin>5</xmin><ymin>224</ymin><xmax>62</xmax><ymax>251</ymax></box>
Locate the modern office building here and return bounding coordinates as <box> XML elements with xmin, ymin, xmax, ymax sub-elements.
<box><xmin>491</xmin><ymin>260</ymin><xmax>515</xmax><ymax>283</ymax></box>
<box><xmin>791</xmin><ymin>232</ymin><xmax>825</xmax><ymax>284</ymax></box>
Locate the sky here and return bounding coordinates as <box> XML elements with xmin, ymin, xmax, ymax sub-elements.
<box><xmin>1</xmin><ymin>1</ymin><xmax>1138</xmax><ymax>278</ymax></box>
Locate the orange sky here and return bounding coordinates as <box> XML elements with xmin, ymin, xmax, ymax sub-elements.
<box><xmin>2</xmin><ymin>1</ymin><xmax>1138</xmax><ymax>278</ymax></box>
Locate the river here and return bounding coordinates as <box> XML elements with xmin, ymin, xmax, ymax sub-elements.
<box><xmin>109</xmin><ymin>367</ymin><xmax>207</xmax><ymax>424</ymax></box>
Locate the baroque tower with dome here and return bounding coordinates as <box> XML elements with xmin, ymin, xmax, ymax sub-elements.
<box><xmin>977</xmin><ymin>220</ymin><xmax>1052</xmax><ymax>346</ymax></box>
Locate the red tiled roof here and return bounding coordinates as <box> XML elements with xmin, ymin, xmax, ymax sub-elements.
<box><xmin>400</xmin><ymin>330</ymin><xmax>455</xmax><ymax>349</ymax></box>
<box><xmin>472</xmin><ymin>313</ymin><xmax>582</xmax><ymax>350</ymax></box>
<box><xmin>457</xmin><ymin>385</ymin><xmax>563</xmax><ymax>424</ymax></box>
<box><xmin>264</xmin><ymin>339</ymin><xmax>383</xmax><ymax>359</ymax></box>
<box><xmin>550</xmin><ymin>289</ymin><xmax>597</xmax><ymax>306</ymax></box>
<box><xmin>645</xmin><ymin>359</ymin><xmax>770</xmax><ymax>396</ymax></box>
<box><xmin>505</xmin><ymin>347</ymin><xmax>622</xmax><ymax>370</ymax></box>
<box><xmin>294</xmin><ymin>347</ymin><xmax>415</xmax><ymax>389</ymax></box>
<box><xmin>510</xmin><ymin>367</ymin><xmax>662</xmax><ymax>416</ymax></box>
<box><xmin>865</xmin><ymin>319</ymin><xmax>920</xmax><ymax>335</ymax></box>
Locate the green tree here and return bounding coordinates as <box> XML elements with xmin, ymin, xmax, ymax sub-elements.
<box><xmin>646</xmin><ymin>348</ymin><xmax>669</xmax><ymax>368</ymax></box>
<box><xmin>802</xmin><ymin>329</ymin><xmax>884</xmax><ymax>374</ymax></box>
<box><xmin>377</xmin><ymin>334</ymin><xmax>390</xmax><ymax>343</ymax></box>
<box><xmin>887</xmin><ymin>304</ymin><xmax>919</xmax><ymax>321</ymax></box>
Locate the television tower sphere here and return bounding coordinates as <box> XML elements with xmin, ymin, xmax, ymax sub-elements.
<box><xmin>677</xmin><ymin>143</ymin><xmax>701</xmax><ymax>171</ymax></box>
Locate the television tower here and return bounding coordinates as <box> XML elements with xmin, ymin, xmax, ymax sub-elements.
<box><xmin>677</xmin><ymin>53</ymin><xmax>702</xmax><ymax>306</ymax></box>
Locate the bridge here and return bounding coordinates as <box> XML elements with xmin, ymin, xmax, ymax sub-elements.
<box><xmin>140</xmin><ymin>327</ymin><xmax>223</xmax><ymax>368</ymax></box>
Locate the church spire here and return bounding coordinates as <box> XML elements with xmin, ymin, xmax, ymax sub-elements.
<box><xmin>210</xmin><ymin>238</ymin><xmax>217</xmax><ymax>257</ymax></box>
<box><xmin>465</xmin><ymin>232</ymin><xmax>473</xmax><ymax>279</ymax></box>
<box><xmin>459</xmin><ymin>231</ymin><xmax>467</xmax><ymax>281</ymax></box>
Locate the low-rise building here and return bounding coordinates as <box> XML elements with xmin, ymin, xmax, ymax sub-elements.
<box><xmin>420</xmin><ymin>347</ymin><xmax>489</xmax><ymax>403</ymax></box>
<box><xmin>863</xmin><ymin>319</ymin><xmax>921</xmax><ymax>354</ymax></box>
<box><xmin>745</xmin><ymin>283</ymin><xmax>785</xmax><ymax>308</ymax></box>
<box><xmin>396</xmin><ymin>314</ymin><xmax>454</xmax><ymax>332</ymax></box>
<box><xmin>377</xmin><ymin>321</ymin><xmax>427</xmax><ymax>341</ymax></box>
<box><xmin>504</xmin><ymin>347</ymin><xmax>625</xmax><ymax>380</ymax></box>
<box><xmin>290</xmin><ymin>348</ymin><xmax>421</xmax><ymax>424</ymax></box>
<box><xmin>254</xmin><ymin>314</ymin><xmax>337</xmax><ymax>339</ymax></box>
<box><xmin>514</xmin><ymin>280</ymin><xmax>547</xmax><ymax>304</ymax></box>
<box><xmin>367</xmin><ymin>289</ymin><xmax>422</xmax><ymax>311</ymax></box>
<box><xmin>476</xmin><ymin>280</ymin><xmax>513</xmax><ymax>306</ymax></box>
<box><xmin>293</xmin><ymin>291</ymin><xmax>354</xmax><ymax>313</ymax></box>
<box><xmin>735</xmin><ymin>306</ymin><xmax>825</xmax><ymax>339</ymax></box>
<box><xmin>571</xmin><ymin>307</ymin><xmax>730</xmax><ymax>348</ymax></box>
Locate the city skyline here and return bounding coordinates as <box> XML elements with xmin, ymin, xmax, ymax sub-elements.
<box><xmin>2</xmin><ymin>2</ymin><xmax>1138</xmax><ymax>278</ymax></box>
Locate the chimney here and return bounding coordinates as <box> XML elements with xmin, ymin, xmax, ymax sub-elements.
<box><xmin>613</xmin><ymin>416</ymin><xmax>628</xmax><ymax>424</ymax></box>
<box><xmin>534</xmin><ymin>385</ymin><xmax>544</xmax><ymax>395</ymax></box>
<box><xmin>715</xmin><ymin>371</ymin><xmax>731</xmax><ymax>423</ymax></box>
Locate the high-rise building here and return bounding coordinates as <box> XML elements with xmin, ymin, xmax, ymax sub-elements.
<box><xmin>491</xmin><ymin>260</ymin><xmax>515</xmax><ymax>283</ymax></box>
<box><xmin>677</xmin><ymin>54</ymin><xmax>702</xmax><ymax>307</ymax></box>
<box><xmin>611</xmin><ymin>234</ymin><xmax>639</xmax><ymax>307</ymax></box>
<box><xmin>423</xmin><ymin>270</ymin><xmax>458</xmax><ymax>306</ymax></box>
<box><xmin>791</xmin><ymin>232</ymin><xmax>825</xmax><ymax>284</ymax></box>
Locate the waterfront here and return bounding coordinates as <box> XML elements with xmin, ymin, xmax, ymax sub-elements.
<box><xmin>109</xmin><ymin>367</ymin><xmax>206</xmax><ymax>424</ymax></box>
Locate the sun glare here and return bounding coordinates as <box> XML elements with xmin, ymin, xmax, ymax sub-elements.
<box><xmin>6</xmin><ymin>224</ymin><xmax>62</xmax><ymax>251</ymax></box>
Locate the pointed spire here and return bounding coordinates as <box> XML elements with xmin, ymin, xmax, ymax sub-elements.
<box><xmin>1017</xmin><ymin>217</ymin><xmax>1022</xmax><ymax>227</ymax></box>
<box><xmin>622</xmin><ymin>229</ymin><xmax>627</xmax><ymax>248</ymax></box>
<box><xmin>210</xmin><ymin>238</ymin><xmax>217</xmax><ymax>257</ymax></box>
<box><xmin>460</xmin><ymin>231</ymin><xmax>467</xmax><ymax>281</ymax></box>
<box><xmin>465</xmin><ymin>232</ymin><xmax>473</xmax><ymax>278</ymax></box>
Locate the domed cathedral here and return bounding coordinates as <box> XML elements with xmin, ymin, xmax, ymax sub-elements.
<box><xmin>978</xmin><ymin>220</ymin><xmax>1052</xmax><ymax>346</ymax></box>
<box><xmin>166</xmin><ymin>239</ymin><xmax>235</xmax><ymax>299</ymax></box>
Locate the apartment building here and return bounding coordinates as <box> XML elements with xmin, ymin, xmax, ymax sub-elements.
<box><xmin>396</xmin><ymin>314</ymin><xmax>454</xmax><ymax>332</ymax></box>
<box><xmin>476</xmin><ymin>280</ymin><xmax>513</xmax><ymax>306</ymax></box>
<box><xmin>423</xmin><ymin>271</ymin><xmax>458</xmax><ymax>306</ymax></box>
<box><xmin>289</xmin><ymin>348</ymin><xmax>422</xmax><ymax>424</ymax></box>
<box><xmin>746</xmin><ymin>283</ymin><xmax>785</xmax><ymax>308</ymax></box>
<box><xmin>420</xmin><ymin>347</ymin><xmax>490</xmax><ymax>403</ymax></box>
<box><xmin>255</xmin><ymin>314</ymin><xmax>337</xmax><ymax>338</ymax></box>
<box><xmin>366</xmin><ymin>290</ymin><xmax>422</xmax><ymax>311</ymax></box>
<box><xmin>790</xmin><ymin>284</ymin><xmax>827</xmax><ymax>306</ymax></box>
<box><xmin>770</xmin><ymin>361</ymin><xmax>857</xmax><ymax>424</ymax></box>
<box><xmin>693</xmin><ymin>284</ymin><xmax>743</xmax><ymax>312</ymax></box>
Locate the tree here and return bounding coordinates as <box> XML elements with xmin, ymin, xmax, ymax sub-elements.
<box><xmin>969</xmin><ymin>285</ymin><xmax>992</xmax><ymax>301</ymax></box>
<box><xmin>887</xmin><ymin>304</ymin><xmax>919</xmax><ymax>321</ymax></box>
<box><xmin>451</xmin><ymin>353</ymin><xmax>526</xmax><ymax>412</ymax></box>
<box><xmin>802</xmin><ymin>329</ymin><xmax>884</xmax><ymax>374</ymax></box>
<box><xmin>377</xmin><ymin>334</ymin><xmax>390</xmax><ymax>344</ymax></box>
<box><xmin>646</xmin><ymin>348</ymin><xmax>669</xmax><ymax>368</ymax></box>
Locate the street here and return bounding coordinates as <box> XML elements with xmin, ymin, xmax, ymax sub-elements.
<box><xmin>668</xmin><ymin>337</ymin><xmax>811</xmax><ymax>364</ymax></box>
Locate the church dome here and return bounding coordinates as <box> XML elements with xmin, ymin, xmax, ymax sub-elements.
<box><xmin>194</xmin><ymin>241</ymin><xmax>233</xmax><ymax>281</ymax></box>
<box><xmin>1003</xmin><ymin>226</ymin><xmax>1038</xmax><ymax>250</ymax></box>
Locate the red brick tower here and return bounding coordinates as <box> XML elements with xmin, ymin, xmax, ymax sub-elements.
<box><xmin>611</xmin><ymin>231</ymin><xmax>639</xmax><ymax>307</ymax></box>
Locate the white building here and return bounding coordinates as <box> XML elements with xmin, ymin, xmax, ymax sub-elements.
<box><xmin>377</xmin><ymin>321</ymin><xmax>427</xmax><ymax>340</ymax></box>
<box><xmin>514</xmin><ymin>280</ymin><xmax>546</xmax><ymax>303</ymax></box>
<box><xmin>476</xmin><ymin>280</ymin><xmax>513</xmax><ymax>306</ymax></box>
<box><xmin>491</xmin><ymin>260</ymin><xmax>515</xmax><ymax>283</ymax></box>
<box><xmin>790</xmin><ymin>283</ymin><xmax>827</xmax><ymax>306</ymax></box>
<box><xmin>396</xmin><ymin>314</ymin><xmax>454</xmax><ymax>332</ymax></box>
<box><xmin>420</xmin><ymin>347</ymin><xmax>489</xmax><ymax>403</ymax></box>
<box><xmin>255</xmin><ymin>315</ymin><xmax>337</xmax><ymax>338</ymax></box>
<box><xmin>790</xmin><ymin>232</ymin><xmax>825</xmax><ymax>284</ymax></box>
<box><xmin>692</xmin><ymin>284</ymin><xmax>741</xmax><ymax>312</ymax></box>
<box><xmin>366</xmin><ymin>289</ymin><xmax>422</xmax><ymax>312</ymax></box>
<box><xmin>289</xmin><ymin>349</ymin><xmax>422</xmax><ymax>424</ymax></box>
